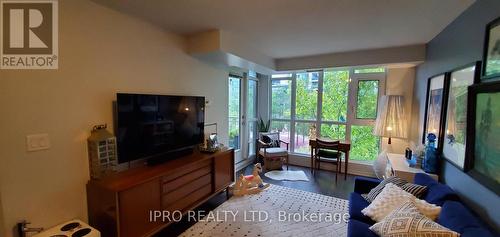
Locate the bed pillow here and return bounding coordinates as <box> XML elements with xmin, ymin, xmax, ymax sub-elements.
<box><xmin>370</xmin><ymin>201</ymin><xmax>459</xmax><ymax>237</ymax></box>
<box><xmin>361</xmin><ymin>183</ymin><xmax>441</xmax><ymax>222</ymax></box>
<box><xmin>363</xmin><ymin>176</ymin><xmax>427</xmax><ymax>202</ymax></box>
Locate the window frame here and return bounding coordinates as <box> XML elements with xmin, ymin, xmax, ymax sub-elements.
<box><xmin>269</xmin><ymin>67</ymin><xmax>386</xmax><ymax>158</ymax></box>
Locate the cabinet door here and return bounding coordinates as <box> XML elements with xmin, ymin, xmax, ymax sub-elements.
<box><xmin>214</xmin><ymin>150</ymin><xmax>235</xmax><ymax>191</ymax></box>
<box><xmin>119</xmin><ymin>179</ymin><xmax>161</xmax><ymax>237</ymax></box>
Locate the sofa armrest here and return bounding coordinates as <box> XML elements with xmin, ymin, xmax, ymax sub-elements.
<box><xmin>354</xmin><ymin>177</ymin><xmax>381</xmax><ymax>194</ymax></box>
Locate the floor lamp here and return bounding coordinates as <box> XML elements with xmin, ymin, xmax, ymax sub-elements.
<box><xmin>374</xmin><ymin>95</ymin><xmax>408</xmax><ymax>145</ymax></box>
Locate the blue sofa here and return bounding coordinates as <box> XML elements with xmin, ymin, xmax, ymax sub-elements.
<box><xmin>347</xmin><ymin>173</ymin><xmax>495</xmax><ymax>237</ymax></box>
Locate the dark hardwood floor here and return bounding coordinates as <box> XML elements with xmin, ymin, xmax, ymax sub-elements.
<box><xmin>155</xmin><ymin>164</ymin><xmax>360</xmax><ymax>236</ymax></box>
<box><xmin>241</xmin><ymin>164</ymin><xmax>357</xmax><ymax>200</ymax></box>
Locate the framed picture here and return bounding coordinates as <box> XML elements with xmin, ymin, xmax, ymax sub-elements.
<box><xmin>422</xmin><ymin>74</ymin><xmax>448</xmax><ymax>149</ymax></box>
<box><xmin>466</xmin><ymin>81</ymin><xmax>500</xmax><ymax>195</ymax></box>
<box><xmin>482</xmin><ymin>17</ymin><xmax>500</xmax><ymax>80</ymax></box>
<box><xmin>442</xmin><ymin>62</ymin><xmax>481</xmax><ymax>170</ymax></box>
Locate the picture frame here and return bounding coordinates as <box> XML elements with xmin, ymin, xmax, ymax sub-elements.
<box><xmin>422</xmin><ymin>73</ymin><xmax>449</xmax><ymax>151</ymax></box>
<box><xmin>466</xmin><ymin>80</ymin><xmax>500</xmax><ymax>195</ymax></box>
<box><xmin>442</xmin><ymin>62</ymin><xmax>481</xmax><ymax>171</ymax></box>
<box><xmin>482</xmin><ymin>16</ymin><xmax>500</xmax><ymax>80</ymax></box>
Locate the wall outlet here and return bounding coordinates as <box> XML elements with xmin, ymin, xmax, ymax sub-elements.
<box><xmin>26</xmin><ymin>133</ymin><xmax>51</xmax><ymax>152</ymax></box>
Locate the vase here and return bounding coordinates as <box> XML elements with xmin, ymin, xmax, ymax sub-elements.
<box><xmin>423</xmin><ymin>133</ymin><xmax>439</xmax><ymax>173</ymax></box>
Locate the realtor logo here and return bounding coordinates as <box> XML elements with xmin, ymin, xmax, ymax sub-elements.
<box><xmin>1</xmin><ymin>0</ymin><xmax>58</xmax><ymax>69</ymax></box>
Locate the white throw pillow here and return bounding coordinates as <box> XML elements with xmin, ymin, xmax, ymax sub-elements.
<box><xmin>361</xmin><ymin>183</ymin><xmax>441</xmax><ymax>222</ymax></box>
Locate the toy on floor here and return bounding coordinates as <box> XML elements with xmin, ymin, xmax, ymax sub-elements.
<box><xmin>233</xmin><ymin>163</ymin><xmax>270</xmax><ymax>196</ymax></box>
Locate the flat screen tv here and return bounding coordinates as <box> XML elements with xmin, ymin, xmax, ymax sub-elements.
<box><xmin>116</xmin><ymin>93</ymin><xmax>205</xmax><ymax>163</ymax></box>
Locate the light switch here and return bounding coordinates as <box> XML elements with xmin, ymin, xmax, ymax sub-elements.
<box><xmin>26</xmin><ymin>133</ymin><xmax>51</xmax><ymax>151</ymax></box>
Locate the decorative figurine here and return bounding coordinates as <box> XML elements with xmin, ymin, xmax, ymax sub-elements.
<box><xmin>232</xmin><ymin>163</ymin><xmax>270</xmax><ymax>196</ymax></box>
<box><xmin>309</xmin><ymin>124</ymin><xmax>317</xmax><ymax>140</ymax></box>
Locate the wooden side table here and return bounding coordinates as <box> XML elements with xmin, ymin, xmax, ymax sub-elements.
<box><xmin>386</xmin><ymin>153</ymin><xmax>438</xmax><ymax>182</ymax></box>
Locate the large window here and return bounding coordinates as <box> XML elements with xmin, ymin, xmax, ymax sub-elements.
<box><xmin>270</xmin><ymin>68</ymin><xmax>385</xmax><ymax>161</ymax></box>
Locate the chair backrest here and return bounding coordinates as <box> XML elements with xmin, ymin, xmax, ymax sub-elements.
<box><xmin>315</xmin><ymin>139</ymin><xmax>340</xmax><ymax>151</ymax></box>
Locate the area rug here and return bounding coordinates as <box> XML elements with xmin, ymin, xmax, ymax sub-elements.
<box><xmin>264</xmin><ymin>170</ymin><xmax>310</xmax><ymax>181</ymax></box>
<box><xmin>180</xmin><ymin>185</ymin><xmax>349</xmax><ymax>237</ymax></box>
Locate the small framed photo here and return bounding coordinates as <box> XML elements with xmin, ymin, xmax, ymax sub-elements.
<box><xmin>442</xmin><ymin>62</ymin><xmax>480</xmax><ymax>171</ymax></box>
<box><xmin>422</xmin><ymin>73</ymin><xmax>447</xmax><ymax>149</ymax></box>
<box><xmin>466</xmin><ymin>80</ymin><xmax>500</xmax><ymax>195</ymax></box>
<box><xmin>482</xmin><ymin>17</ymin><xmax>500</xmax><ymax>80</ymax></box>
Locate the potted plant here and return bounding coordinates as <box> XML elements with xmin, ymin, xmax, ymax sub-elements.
<box><xmin>258</xmin><ymin>118</ymin><xmax>270</xmax><ymax>133</ymax></box>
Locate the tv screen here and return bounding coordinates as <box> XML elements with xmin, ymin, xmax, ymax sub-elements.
<box><xmin>116</xmin><ymin>93</ymin><xmax>205</xmax><ymax>163</ymax></box>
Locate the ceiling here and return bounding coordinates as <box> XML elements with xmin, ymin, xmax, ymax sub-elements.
<box><xmin>95</xmin><ymin>0</ymin><xmax>474</xmax><ymax>59</ymax></box>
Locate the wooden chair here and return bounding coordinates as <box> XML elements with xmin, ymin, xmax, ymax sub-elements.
<box><xmin>314</xmin><ymin>139</ymin><xmax>342</xmax><ymax>182</ymax></box>
<box><xmin>257</xmin><ymin>132</ymin><xmax>289</xmax><ymax>171</ymax></box>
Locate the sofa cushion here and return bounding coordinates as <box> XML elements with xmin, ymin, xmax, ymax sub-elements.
<box><xmin>438</xmin><ymin>201</ymin><xmax>495</xmax><ymax>237</ymax></box>
<box><xmin>424</xmin><ymin>182</ymin><xmax>459</xmax><ymax>206</ymax></box>
<box><xmin>460</xmin><ymin>227</ymin><xmax>496</xmax><ymax>237</ymax></box>
<box><xmin>348</xmin><ymin>192</ymin><xmax>374</xmax><ymax>224</ymax></box>
<box><xmin>414</xmin><ymin>172</ymin><xmax>439</xmax><ymax>186</ymax></box>
<box><xmin>414</xmin><ymin>173</ymin><xmax>459</xmax><ymax>205</ymax></box>
<box><xmin>347</xmin><ymin>219</ymin><xmax>378</xmax><ymax>237</ymax></box>
<box><xmin>354</xmin><ymin>177</ymin><xmax>381</xmax><ymax>194</ymax></box>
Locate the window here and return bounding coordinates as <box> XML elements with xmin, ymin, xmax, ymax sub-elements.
<box><xmin>296</xmin><ymin>72</ymin><xmax>318</xmax><ymax>120</ymax></box>
<box><xmin>323</xmin><ymin>70</ymin><xmax>349</xmax><ymax>122</ymax></box>
<box><xmin>270</xmin><ymin>120</ymin><xmax>290</xmax><ymax>149</ymax></box>
<box><xmin>356</xmin><ymin>80</ymin><xmax>379</xmax><ymax>119</ymax></box>
<box><xmin>228</xmin><ymin>77</ymin><xmax>240</xmax><ymax>149</ymax></box>
<box><xmin>270</xmin><ymin>68</ymin><xmax>385</xmax><ymax>161</ymax></box>
<box><xmin>271</xmin><ymin>79</ymin><xmax>292</xmax><ymax>119</ymax></box>
<box><xmin>351</xmin><ymin>125</ymin><xmax>380</xmax><ymax>161</ymax></box>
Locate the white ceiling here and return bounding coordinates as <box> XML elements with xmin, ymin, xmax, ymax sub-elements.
<box><xmin>95</xmin><ymin>0</ymin><xmax>474</xmax><ymax>59</ymax></box>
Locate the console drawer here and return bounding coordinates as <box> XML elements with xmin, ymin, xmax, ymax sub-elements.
<box><xmin>161</xmin><ymin>159</ymin><xmax>211</xmax><ymax>183</ymax></box>
<box><xmin>162</xmin><ymin>173</ymin><xmax>211</xmax><ymax>207</ymax></box>
<box><xmin>162</xmin><ymin>165</ymin><xmax>211</xmax><ymax>194</ymax></box>
<box><xmin>162</xmin><ymin>184</ymin><xmax>212</xmax><ymax>212</ymax></box>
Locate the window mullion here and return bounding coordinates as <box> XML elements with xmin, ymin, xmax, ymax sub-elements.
<box><xmin>290</xmin><ymin>73</ymin><xmax>297</xmax><ymax>152</ymax></box>
<box><xmin>316</xmin><ymin>70</ymin><xmax>324</xmax><ymax>137</ymax></box>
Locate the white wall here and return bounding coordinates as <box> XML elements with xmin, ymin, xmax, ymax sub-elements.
<box><xmin>0</xmin><ymin>1</ymin><xmax>228</xmax><ymax>236</ymax></box>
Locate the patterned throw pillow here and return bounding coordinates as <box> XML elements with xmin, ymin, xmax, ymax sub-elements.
<box><xmin>370</xmin><ymin>201</ymin><xmax>459</xmax><ymax>237</ymax></box>
<box><xmin>363</xmin><ymin>176</ymin><xmax>427</xmax><ymax>202</ymax></box>
<box><xmin>262</xmin><ymin>135</ymin><xmax>279</xmax><ymax>147</ymax></box>
<box><xmin>361</xmin><ymin>183</ymin><xmax>441</xmax><ymax>222</ymax></box>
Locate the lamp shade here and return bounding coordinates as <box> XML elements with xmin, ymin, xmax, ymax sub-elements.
<box><xmin>373</xmin><ymin>95</ymin><xmax>407</xmax><ymax>139</ymax></box>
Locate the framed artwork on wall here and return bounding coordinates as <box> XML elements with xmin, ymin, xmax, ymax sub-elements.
<box><xmin>482</xmin><ymin>16</ymin><xmax>500</xmax><ymax>80</ymax></box>
<box><xmin>442</xmin><ymin>62</ymin><xmax>481</xmax><ymax>171</ymax></box>
<box><xmin>422</xmin><ymin>74</ymin><xmax>448</xmax><ymax>149</ymax></box>
<box><xmin>466</xmin><ymin>81</ymin><xmax>500</xmax><ymax>195</ymax></box>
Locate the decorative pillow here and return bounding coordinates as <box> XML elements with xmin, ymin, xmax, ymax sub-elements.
<box><xmin>363</xmin><ymin>176</ymin><xmax>427</xmax><ymax>202</ymax></box>
<box><xmin>262</xmin><ymin>135</ymin><xmax>279</xmax><ymax>147</ymax></box>
<box><xmin>370</xmin><ymin>201</ymin><xmax>459</xmax><ymax>237</ymax></box>
<box><xmin>361</xmin><ymin>183</ymin><xmax>441</xmax><ymax>222</ymax></box>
